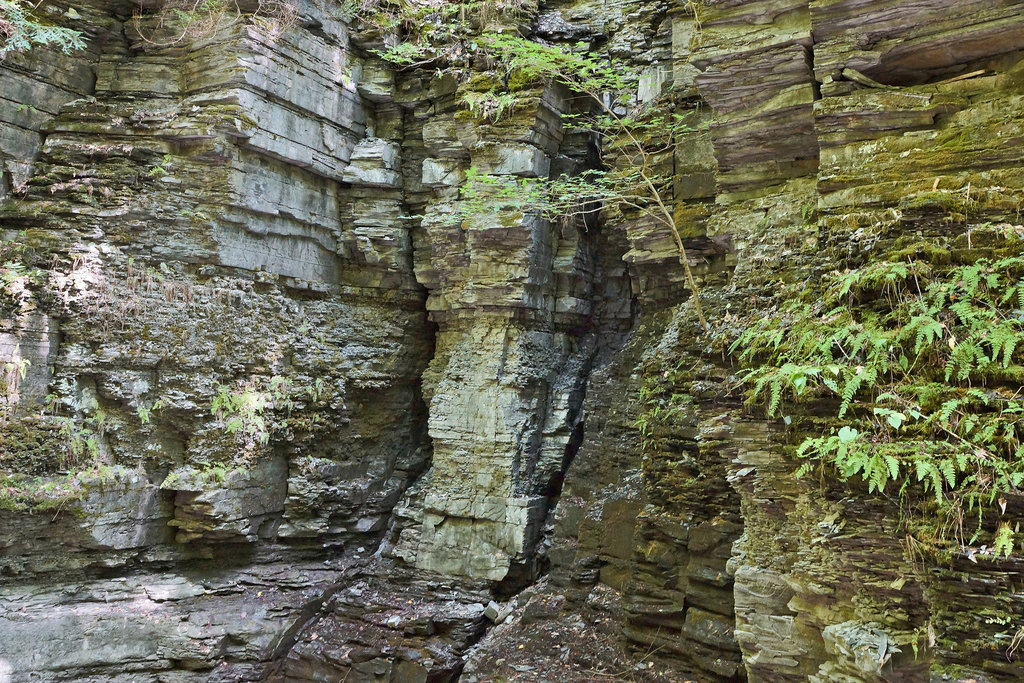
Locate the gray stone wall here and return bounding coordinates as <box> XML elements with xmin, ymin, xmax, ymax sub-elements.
<box><xmin>1</xmin><ymin>0</ymin><xmax>1024</xmax><ymax>681</ymax></box>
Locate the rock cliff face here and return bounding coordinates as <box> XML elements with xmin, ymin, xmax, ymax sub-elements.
<box><xmin>1</xmin><ymin>0</ymin><xmax>1024</xmax><ymax>681</ymax></box>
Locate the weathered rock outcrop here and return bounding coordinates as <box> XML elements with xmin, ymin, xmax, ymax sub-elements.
<box><xmin>2</xmin><ymin>0</ymin><xmax>1024</xmax><ymax>681</ymax></box>
<box><xmin>1</xmin><ymin>1</ymin><xmax>438</xmax><ymax>678</ymax></box>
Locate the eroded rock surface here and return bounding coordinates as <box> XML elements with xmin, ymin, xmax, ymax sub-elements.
<box><xmin>2</xmin><ymin>0</ymin><xmax>1024</xmax><ymax>681</ymax></box>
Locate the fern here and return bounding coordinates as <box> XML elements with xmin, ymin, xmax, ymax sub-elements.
<box><xmin>0</xmin><ymin>0</ymin><xmax>85</xmax><ymax>55</ymax></box>
<box><xmin>839</xmin><ymin>372</ymin><xmax>862</xmax><ymax>417</ymax></box>
<box><xmin>734</xmin><ymin>254</ymin><xmax>1024</xmax><ymax>557</ymax></box>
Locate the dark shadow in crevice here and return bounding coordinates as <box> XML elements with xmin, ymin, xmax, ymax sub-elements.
<box><xmin>860</xmin><ymin>47</ymin><xmax>1024</xmax><ymax>88</ymax></box>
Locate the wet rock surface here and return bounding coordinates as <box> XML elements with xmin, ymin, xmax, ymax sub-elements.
<box><xmin>1</xmin><ymin>0</ymin><xmax>1024</xmax><ymax>681</ymax></box>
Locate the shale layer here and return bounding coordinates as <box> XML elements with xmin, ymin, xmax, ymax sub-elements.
<box><xmin>2</xmin><ymin>1</ymin><xmax>1024</xmax><ymax>681</ymax></box>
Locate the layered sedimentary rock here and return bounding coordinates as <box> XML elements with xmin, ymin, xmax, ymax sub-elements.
<box><xmin>389</xmin><ymin>77</ymin><xmax>632</xmax><ymax>583</ymax></box>
<box><xmin>0</xmin><ymin>0</ymin><xmax>111</xmax><ymax>202</ymax></box>
<box><xmin>1</xmin><ymin>1</ymin><xmax>437</xmax><ymax>677</ymax></box>
<box><xmin>2</xmin><ymin>0</ymin><xmax>1024</xmax><ymax>681</ymax></box>
<box><xmin>509</xmin><ymin>1</ymin><xmax>1024</xmax><ymax>681</ymax></box>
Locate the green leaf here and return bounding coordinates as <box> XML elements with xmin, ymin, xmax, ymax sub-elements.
<box><xmin>884</xmin><ymin>455</ymin><xmax>900</xmax><ymax>480</ymax></box>
<box><xmin>838</xmin><ymin>426</ymin><xmax>859</xmax><ymax>444</ymax></box>
<box><xmin>994</xmin><ymin>523</ymin><xmax>1015</xmax><ymax>559</ymax></box>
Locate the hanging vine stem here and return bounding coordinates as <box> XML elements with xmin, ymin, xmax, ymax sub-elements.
<box><xmin>468</xmin><ymin>33</ymin><xmax>709</xmax><ymax>331</ymax></box>
<box><xmin>130</xmin><ymin>0</ymin><xmax>298</xmax><ymax>48</ymax></box>
<box><xmin>370</xmin><ymin>29</ymin><xmax>709</xmax><ymax>330</ymax></box>
<box><xmin>590</xmin><ymin>95</ymin><xmax>708</xmax><ymax>332</ymax></box>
